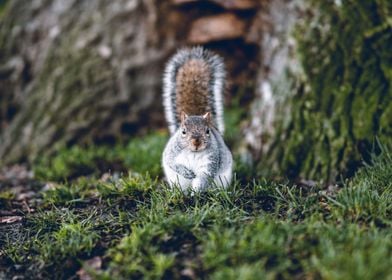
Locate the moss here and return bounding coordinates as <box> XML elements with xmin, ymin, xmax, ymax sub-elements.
<box><xmin>267</xmin><ymin>0</ymin><xmax>392</xmax><ymax>181</ymax></box>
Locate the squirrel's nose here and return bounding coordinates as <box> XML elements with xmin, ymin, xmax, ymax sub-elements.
<box><xmin>192</xmin><ymin>138</ymin><xmax>201</xmax><ymax>147</ymax></box>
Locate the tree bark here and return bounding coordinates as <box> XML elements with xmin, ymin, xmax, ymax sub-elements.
<box><xmin>0</xmin><ymin>0</ymin><xmax>185</xmax><ymax>164</ymax></box>
<box><xmin>2</xmin><ymin>0</ymin><xmax>390</xmax><ymax>183</ymax></box>
<box><xmin>244</xmin><ymin>0</ymin><xmax>392</xmax><ymax>181</ymax></box>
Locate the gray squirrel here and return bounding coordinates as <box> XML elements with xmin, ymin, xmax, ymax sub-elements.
<box><xmin>162</xmin><ymin>47</ymin><xmax>233</xmax><ymax>191</ymax></box>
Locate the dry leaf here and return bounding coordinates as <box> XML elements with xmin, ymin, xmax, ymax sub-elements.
<box><xmin>0</xmin><ymin>216</ymin><xmax>23</xmax><ymax>224</ymax></box>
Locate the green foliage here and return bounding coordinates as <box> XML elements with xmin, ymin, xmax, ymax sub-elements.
<box><xmin>34</xmin><ymin>133</ymin><xmax>166</xmax><ymax>181</ymax></box>
<box><xmin>271</xmin><ymin>0</ymin><xmax>392</xmax><ymax>181</ymax></box>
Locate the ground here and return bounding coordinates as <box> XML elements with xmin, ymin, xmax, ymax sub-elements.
<box><xmin>0</xmin><ymin>133</ymin><xmax>391</xmax><ymax>280</ymax></box>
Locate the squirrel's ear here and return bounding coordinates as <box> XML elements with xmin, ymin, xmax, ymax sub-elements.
<box><xmin>203</xmin><ymin>112</ymin><xmax>211</xmax><ymax>123</ymax></box>
<box><xmin>180</xmin><ymin>111</ymin><xmax>188</xmax><ymax>124</ymax></box>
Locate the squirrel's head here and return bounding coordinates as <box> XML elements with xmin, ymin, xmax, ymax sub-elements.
<box><xmin>179</xmin><ymin>111</ymin><xmax>212</xmax><ymax>152</ymax></box>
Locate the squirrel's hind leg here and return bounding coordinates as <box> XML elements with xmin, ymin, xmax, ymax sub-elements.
<box><xmin>214</xmin><ymin>164</ymin><xmax>233</xmax><ymax>189</ymax></box>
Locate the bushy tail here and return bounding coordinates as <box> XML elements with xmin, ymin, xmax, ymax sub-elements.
<box><xmin>163</xmin><ymin>47</ymin><xmax>226</xmax><ymax>135</ymax></box>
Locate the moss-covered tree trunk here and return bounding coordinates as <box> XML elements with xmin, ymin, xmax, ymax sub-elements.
<box><xmin>0</xmin><ymin>0</ymin><xmax>176</xmax><ymax>164</ymax></box>
<box><xmin>245</xmin><ymin>0</ymin><xmax>392</xmax><ymax>182</ymax></box>
<box><xmin>0</xmin><ymin>0</ymin><xmax>262</xmax><ymax>166</ymax></box>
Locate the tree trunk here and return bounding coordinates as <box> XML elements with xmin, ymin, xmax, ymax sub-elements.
<box><xmin>0</xmin><ymin>0</ymin><xmax>262</xmax><ymax>166</ymax></box>
<box><xmin>245</xmin><ymin>0</ymin><xmax>392</xmax><ymax>182</ymax></box>
<box><xmin>1</xmin><ymin>0</ymin><xmax>390</xmax><ymax>183</ymax></box>
<box><xmin>0</xmin><ymin>0</ymin><xmax>175</xmax><ymax>164</ymax></box>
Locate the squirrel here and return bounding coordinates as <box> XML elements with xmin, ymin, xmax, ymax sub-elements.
<box><xmin>162</xmin><ymin>47</ymin><xmax>233</xmax><ymax>192</ymax></box>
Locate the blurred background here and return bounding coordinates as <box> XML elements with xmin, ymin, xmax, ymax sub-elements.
<box><xmin>0</xmin><ymin>0</ymin><xmax>391</xmax><ymax>183</ymax></box>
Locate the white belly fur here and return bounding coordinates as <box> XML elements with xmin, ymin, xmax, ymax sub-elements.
<box><xmin>165</xmin><ymin>149</ymin><xmax>232</xmax><ymax>191</ymax></box>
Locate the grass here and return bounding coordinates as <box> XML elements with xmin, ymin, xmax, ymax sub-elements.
<box><xmin>33</xmin><ymin>132</ymin><xmax>167</xmax><ymax>181</ymax></box>
<box><xmin>1</xmin><ymin>135</ymin><xmax>391</xmax><ymax>279</ymax></box>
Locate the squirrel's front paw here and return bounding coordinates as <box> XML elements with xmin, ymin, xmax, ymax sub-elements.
<box><xmin>174</xmin><ymin>164</ymin><xmax>196</xmax><ymax>179</ymax></box>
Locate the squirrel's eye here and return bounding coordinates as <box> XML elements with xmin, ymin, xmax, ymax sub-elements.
<box><xmin>182</xmin><ymin>129</ymin><xmax>186</xmax><ymax>135</ymax></box>
<box><xmin>206</xmin><ymin>128</ymin><xmax>210</xmax><ymax>135</ymax></box>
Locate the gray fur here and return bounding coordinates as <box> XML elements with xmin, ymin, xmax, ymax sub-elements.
<box><xmin>162</xmin><ymin>119</ymin><xmax>232</xmax><ymax>191</ymax></box>
<box><xmin>164</xmin><ymin>134</ymin><xmax>196</xmax><ymax>179</ymax></box>
<box><xmin>162</xmin><ymin>48</ymin><xmax>232</xmax><ymax>191</ymax></box>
